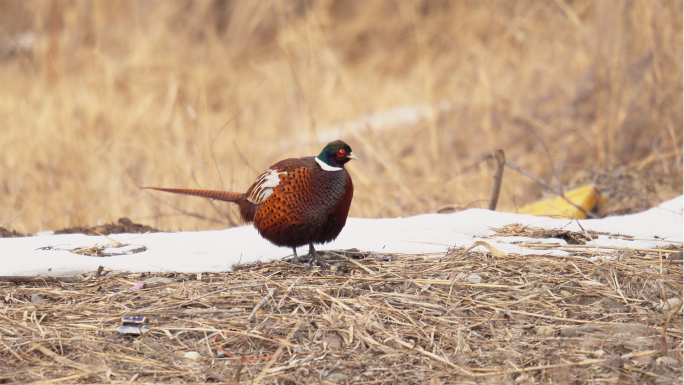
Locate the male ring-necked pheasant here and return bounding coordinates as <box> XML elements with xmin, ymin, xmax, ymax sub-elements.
<box><xmin>143</xmin><ymin>140</ymin><xmax>356</xmax><ymax>266</ymax></box>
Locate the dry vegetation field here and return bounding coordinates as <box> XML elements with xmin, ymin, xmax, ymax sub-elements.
<box><xmin>0</xmin><ymin>0</ymin><xmax>681</xmax><ymax>234</ymax></box>
<box><xmin>0</xmin><ymin>1</ymin><xmax>682</xmax><ymax>384</ymax></box>
<box><xmin>1</xmin><ymin>243</ymin><xmax>683</xmax><ymax>384</ymax></box>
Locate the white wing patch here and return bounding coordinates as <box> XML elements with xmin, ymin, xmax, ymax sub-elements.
<box><xmin>246</xmin><ymin>168</ymin><xmax>286</xmax><ymax>204</ymax></box>
<box><xmin>315</xmin><ymin>157</ymin><xmax>342</xmax><ymax>171</ymax></box>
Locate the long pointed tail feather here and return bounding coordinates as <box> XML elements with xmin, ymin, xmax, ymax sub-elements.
<box><xmin>141</xmin><ymin>187</ymin><xmax>244</xmax><ymax>203</ymax></box>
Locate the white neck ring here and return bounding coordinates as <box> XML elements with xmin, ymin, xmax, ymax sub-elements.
<box><xmin>316</xmin><ymin>157</ymin><xmax>342</xmax><ymax>171</ymax></box>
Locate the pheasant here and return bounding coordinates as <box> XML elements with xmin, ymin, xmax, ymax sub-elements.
<box><xmin>143</xmin><ymin>140</ymin><xmax>356</xmax><ymax>266</ymax></box>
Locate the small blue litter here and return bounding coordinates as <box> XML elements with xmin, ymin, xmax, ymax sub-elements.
<box><xmin>117</xmin><ymin>316</ymin><xmax>149</xmax><ymax>335</ymax></box>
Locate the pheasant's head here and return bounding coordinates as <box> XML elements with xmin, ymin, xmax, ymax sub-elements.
<box><xmin>317</xmin><ymin>140</ymin><xmax>357</xmax><ymax>169</ymax></box>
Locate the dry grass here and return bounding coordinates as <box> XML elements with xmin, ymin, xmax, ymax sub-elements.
<box><xmin>0</xmin><ymin>0</ymin><xmax>682</xmax><ymax>234</ymax></box>
<box><xmin>1</xmin><ymin>241</ymin><xmax>681</xmax><ymax>383</ymax></box>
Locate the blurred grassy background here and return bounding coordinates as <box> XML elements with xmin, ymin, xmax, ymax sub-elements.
<box><xmin>0</xmin><ymin>0</ymin><xmax>682</xmax><ymax>234</ymax></box>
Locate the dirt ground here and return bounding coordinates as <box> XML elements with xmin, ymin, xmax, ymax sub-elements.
<box><xmin>0</xmin><ymin>241</ymin><xmax>681</xmax><ymax>384</ymax></box>
<box><xmin>52</xmin><ymin>217</ymin><xmax>160</xmax><ymax>237</ymax></box>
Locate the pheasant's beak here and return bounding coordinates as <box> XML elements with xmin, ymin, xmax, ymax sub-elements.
<box><xmin>347</xmin><ymin>152</ymin><xmax>358</xmax><ymax>161</ymax></box>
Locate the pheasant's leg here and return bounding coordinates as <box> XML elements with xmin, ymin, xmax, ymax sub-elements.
<box><xmin>308</xmin><ymin>243</ymin><xmax>317</xmax><ymax>266</ymax></box>
<box><xmin>308</xmin><ymin>243</ymin><xmax>330</xmax><ymax>268</ymax></box>
<box><xmin>292</xmin><ymin>247</ymin><xmax>300</xmax><ymax>264</ymax></box>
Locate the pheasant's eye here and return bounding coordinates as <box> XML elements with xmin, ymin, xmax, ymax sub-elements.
<box><xmin>336</xmin><ymin>149</ymin><xmax>347</xmax><ymax>157</ymax></box>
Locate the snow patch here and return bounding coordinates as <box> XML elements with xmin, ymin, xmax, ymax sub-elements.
<box><xmin>1</xmin><ymin>196</ymin><xmax>681</xmax><ymax>277</ymax></box>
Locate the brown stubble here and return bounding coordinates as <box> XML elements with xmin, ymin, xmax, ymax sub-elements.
<box><xmin>0</xmin><ymin>0</ymin><xmax>681</xmax><ymax>234</ymax></box>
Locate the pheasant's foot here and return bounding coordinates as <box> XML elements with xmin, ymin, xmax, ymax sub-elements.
<box><xmin>306</xmin><ymin>243</ymin><xmax>331</xmax><ymax>269</ymax></box>
<box><xmin>312</xmin><ymin>255</ymin><xmax>331</xmax><ymax>269</ymax></box>
<box><xmin>288</xmin><ymin>247</ymin><xmax>314</xmax><ymax>264</ymax></box>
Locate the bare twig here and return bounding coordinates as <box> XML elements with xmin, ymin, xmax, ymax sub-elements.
<box><xmin>210</xmin><ymin>109</ymin><xmax>248</xmax><ymax>191</ymax></box>
<box><xmin>661</xmin><ymin>298</ymin><xmax>683</xmax><ymax>355</ymax></box>
<box><xmin>189</xmin><ymin>170</ymin><xmax>239</xmax><ymax>228</ymax></box>
<box><xmin>248</xmin><ymin>287</ymin><xmax>277</xmax><ymax>322</ymax></box>
<box><xmin>448</xmin><ymin>154</ymin><xmax>493</xmax><ymax>179</ymax></box>
<box><xmin>142</xmin><ymin>192</ymin><xmax>230</xmax><ymax>226</ymax></box>
<box><xmin>233</xmin><ymin>140</ymin><xmax>260</xmax><ymax>175</ymax></box>
<box><xmin>505</xmin><ymin>160</ymin><xmax>596</xmax><ymax>218</ymax></box>
<box><xmin>234</xmin><ymin>336</ymin><xmax>247</xmax><ymax>383</ymax></box>
<box><xmin>575</xmin><ymin>219</ymin><xmax>603</xmax><ymax>258</ymax></box>
<box><xmin>0</xmin><ymin>214</ymin><xmax>21</xmax><ymax>229</ymax></box>
<box><xmin>328</xmin><ymin>251</ymin><xmax>375</xmax><ymax>274</ymax></box>
<box><xmin>488</xmin><ymin>149</ymin><xmax>505</xmax><ymax>210</ymax></box>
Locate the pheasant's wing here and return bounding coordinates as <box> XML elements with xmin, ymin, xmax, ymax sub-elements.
<box><xmin>245</xmin><ymin>158</ymin><xmax>313</xmax><ymax>205</ymax></box>
<box><xmin>253</xmin><ymin>165</ymin><xmax>317</xmax><ymax>233</ymax></box>
<box><xmin>244</xmin><ymin>168</ymin><xmax>287</xmax><ymax>205</ymax></box>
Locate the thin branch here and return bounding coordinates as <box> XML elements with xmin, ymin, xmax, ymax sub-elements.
<box><xmin>505</xmin><ymin>160</ymin><xmax>596</xmax><ymax>218</ymax></box>
<box><xmin>190</xmin><ymin>169</ymin><xmax>239</xmax><ymax>227</ymax></box>
<box><xmin>525</xmin><ymin>124</ymin><xmax>566</xmax><ymax>196</ymax></box>
<box><xmin>248</xmin><ymin>288</ymin><xmax>277</xmax><ymax>322</ymax></box>
<box><xmin>143</xmin><ymin>192</ymin><xmax>230</xmax><ymax>226</ymax></box>
<box><xmin>0</xmin><ymin>214</ymin><xmax>21</xmax><ymax>229</ymax></box>
<box><xmin>488</xmin><ymin>149</ymin><xmax>505</xmax><ymax>210</ymax></box>
<box><xmin>447</xmin><ymin>154</ymin><xmax>493</xmax><ymax>180</ymax></box>
<box><xmin>233</xmin><ymin>140</ymin><xmax>260</xmax><ymax>175</ymax></box>
<box><xmin>661</xmin><ymin>298</ymin><xmax>683</xmax><ymax>355</ymax></box>
<box><xmin>210</xmin><ymin>106</ymin><xmax>250</xmax><ymax>191</ymax></box>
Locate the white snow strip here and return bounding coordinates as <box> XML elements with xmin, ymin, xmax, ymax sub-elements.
<box><xmin>1</xmin><ymin>196</ymin><xmax>681</xmax><ymax>277</ymax></box>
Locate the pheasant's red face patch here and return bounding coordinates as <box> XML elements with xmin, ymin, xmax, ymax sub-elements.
<box><xmin>336</xmin><ymin>148</ymin><xmax>347</xmax><ymax>157</ymax></box>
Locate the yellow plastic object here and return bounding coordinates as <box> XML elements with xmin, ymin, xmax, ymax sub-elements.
<box><xmin>516</xmin><ymin>185</ymin><xmax>604</xmax><ymax>219</ymax></box>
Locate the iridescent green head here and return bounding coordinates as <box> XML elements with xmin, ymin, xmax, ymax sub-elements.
<box><xmin>317</xmin><ymin>140</ymin><xmax>357</xmax><ymax>170</ymax></box>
